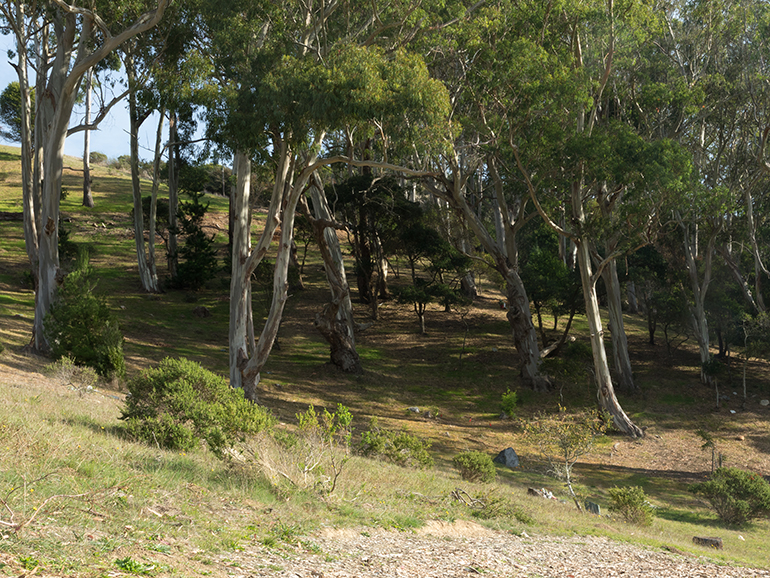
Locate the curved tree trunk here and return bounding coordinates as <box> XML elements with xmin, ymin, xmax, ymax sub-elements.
<box><xmin>503</xmin><ymin>267</ymin><xmax>551</xmax><ymax>391</ymax></box>
<box><xmin>425</xmin><ymin>157</ymin><xmax>548</xmax><ymax>390</ymax></box>
<box><xmin>576</xmin><ymin>239</ymin><xmax>643</xmax><ymax>438</ymax></box>
<box><xmin>307</xmin><ymin>174</ymin><xmax>361</xmax><ymax>373</ymax></box>
<box><xmin>678</xmin><ymin>213</ymin><xmax>718</xmax><ymax>385</ymax></box>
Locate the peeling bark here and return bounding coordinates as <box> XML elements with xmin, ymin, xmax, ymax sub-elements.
<box><xmin>306</xmin><ymin>174</ymin><xmax>361</xmax><ymax>373</ymax></box>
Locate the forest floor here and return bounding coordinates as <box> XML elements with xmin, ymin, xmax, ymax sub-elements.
<box><xmin>2</xmin><ymin>145</ymin><xmax>770</xmax><ymax>576</ymax></box>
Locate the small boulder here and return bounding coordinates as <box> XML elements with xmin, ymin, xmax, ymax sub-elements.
<box><xmin>493</xmin><ymin>447</ymin><xmax>519</xmax><ymax>469</ymax></box>
<box><xmin>193</xmin><ymin>306</ymin><xmax>211</xmax><ymax>318</ymax></box>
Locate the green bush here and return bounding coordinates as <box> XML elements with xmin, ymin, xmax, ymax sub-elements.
<box><xmin>359</xmin><ymin>418</ymin><xmax>434</xmax><ymax>468</ymax></box>
<box><xmin>89</xmin><ymin>151</ymin><xmax>108</xmax><ymax>165</ymax></box>
<box><xmin>452</xmin><ymin>450</ymin><xmax>496</xmax><ymax>483</ymax></box>
<box><xmin>43</xmin><ymin>252</ymin><xmax>126</xmax><ymax>379</ymax></box>
<box><xmin>690</xmin><ymin>467</ymin><xmax>770</xmax><ymax>526</ymax></box>
<box><xmin>501</xmin><ymin>388</ymin><xmax>519</xmax><ymax>417</ymax></box>
<box><xmin>608</xmin><ymin>486</ymin><xmax>655</xmax><ymax>526</ymax></box>
<box><xmin>120</xmin><ymin>358</ymin><xmax>274</xmax><ymax>458</ymax></box>
<box><xmin>171</xmin><ymin>191</ymin><xmax>218</xmax><ymax>290</ymax></box>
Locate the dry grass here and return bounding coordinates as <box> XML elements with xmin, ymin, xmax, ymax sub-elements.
<box><xmin>1</xmin><ymin>143</ymin><xmax>770</xmax><ymax>574</ymax></box>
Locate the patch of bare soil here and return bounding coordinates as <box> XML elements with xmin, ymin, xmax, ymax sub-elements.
<box><xmin>217</xmin><ymin>521</ymin><xmax>768</xmax><ymax>578</ymax></box>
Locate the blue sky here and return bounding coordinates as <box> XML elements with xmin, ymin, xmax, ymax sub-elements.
<box><xmin>0</xmin><ymin>33</ymin><xmax>165</xmax><ymax>160</ymax></box>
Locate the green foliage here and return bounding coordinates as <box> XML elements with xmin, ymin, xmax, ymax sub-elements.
<box><xmin>0</xmin><ymin>81</ymin><xmax>34</xmax><ymax>142</ymax></box>
<box><xmin>58</xmin><ymin>221</ymin><xmax>79</xmax><ymax>266</ymax></box>
<box><xmin>89</xmin><ymin>151</ymin><xmax>108</xmax><ymax>165</ymax></box>
<box><xmin>120</xmin><ymin>358</ymin><xmax>274</xmax><ymax>458</ymax></box>
<box><xmin>256</xmin><ymin>404</ymin><xmax>353</xmax><ymax>495</ymax></box>
<box><xmin>690</xmin><ymin>467</ymin><xmax>770</xmax><ymax>526</ymax></box>
<box><xmin>131</xmin><ymin>195</ymin><xmax>170</xmax><ymax>232</ymax></box>
<box><xmin>359</xmin><ymin>418</ymin><xmax>434</xmax><ymax>468</ymax></box>
<box><xmin>171</xmin><ymin>190</ymin><xmax>219</xmax><ymax>290</ymax></box>
<box><xmin>500</xmin><ymin>389</ymin><xmax>519</xmax><ymax>417</ymax></box>
<box><xmin>44</xmin><ymin>355</ymin><xmax>98</xmax><ymax>388</ymax></box>
<box><xmin>297</xmin><ymin>403</ymin><xmax>353</xmax><ymax>448</ymax></box>
<box><xmin>608</xmin><ymin>486</ymin><xmax>655</xmax><ymax>526</ymax></box>
<box><xmin>466</xmin><ymin>489</ymin><xmax>534</xmax><ymax>525</ymax></box>
<box><xmin>18</xmin><ymin>556</ymin><xmax>39</xmax><ymax>571</ymax></box>
<box><xmin>452</xmin><ymin>450</ymin><xmax>496</xmax><ymax>483</ymax></box>
<box><xmin>394</xmin><ymin>219</ymin><xmax>472</xmax><ymax>331</ymax></box>
<box><xmin>114</xmin><ymin>556</ymin><xmax>153</xmax><ymax>575</ymax></box>
<box><xmin>110</xmin><ymin>155</ymin><xmax>132</xmax><ymax>171</ymax></box>
<box><xmin>525</xmin><ymin>407</ymin><xmax>611</xmax><ymax>509</ymax></box>
<box><xmin>43</xmin><ymin>251</ymin><xmax>126</xmax><ymax>379</ymax></box>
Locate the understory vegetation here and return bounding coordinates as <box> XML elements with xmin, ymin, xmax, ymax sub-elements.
<box><xmin>1</xmin><ymin>149</ymin><xmax>770</xmax><ymax>575</ymax></box>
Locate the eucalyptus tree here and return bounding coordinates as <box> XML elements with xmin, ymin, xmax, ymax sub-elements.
<box><xmin>632</xmin><ymin>0</ymin><xmax>770</xmax><ymax>383</ymax></box>
<box><xmin>4</xmin><ymin>0</ymin><xmax>171</xmax><ymax>351</ymax></box>
<box><xmin>201</xmin><ymin>0</ymin><xmax>452</xmax><ymax>399</ymax></box>
<box><xmin>0</xmin><ymin>2</ymin><xmax>40</xmax><ymax>282</ymax></box>
<box><xmin>117</xmin><ymin>1</ymin><xmax>211</xmax><ymax>294</ymax></box>
<box><xmin>420</xmin><ymin>0</ymin><xmax>556</xmax><ymax>390</ymax></box>
<box><xmin>505</xmin><ymin>0</ymin><xmax>693</xmax><ymax>436</ymax></box>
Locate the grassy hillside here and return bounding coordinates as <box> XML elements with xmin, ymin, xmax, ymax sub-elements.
<box><xmin>1</xmin><ymin>144</ymin><xmax>769</xmax><ymax>576</ymax></box>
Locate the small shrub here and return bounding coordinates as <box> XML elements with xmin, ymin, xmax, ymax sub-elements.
<box><xmin>120</xmin><ymin>357</ymin><xmax>274</xmax><ymax>458</ymax></box>
<box><xmin>130</xmin><ymin>196</ymin><xmax>170</xmax><ymax>231</ymax></box>
<box><xmin>501</xmin><ymin>388</ymin><xmax>519</xmax><ymax>417</ymax></box>
<box><xmin>690</xmin><ymin>467</ymin><xmax>770</xmax><ymax>526</ymax></box>
<box><xmin>58</xmin><ymin>222</ymin><xmax>79</xmax><ymax>265</ymax></box>
<box><xmin>44</xmin><ymin>355</ymin><xmax>99</xmax><ymax>389</ymax></box>
<box><xmin>171</xmin><ymin>191</ymin><xmax>218</xmax><ymax>290</ymax></box>
<box><xmin>253</xmin><ymin>404</ymin><xmax>353</xmax><ymax>495</ymax></box>
<box><xmin>359</xmin><ymin>418</ymin><xmax>433</xmax><ymax>468</ymax></box>
<box><xmin>524</xmin><ymin>406</ymin><xmax>610</xmax><ymax>511</ymax></box>
<box><xmin>43</xmin><ymin>251</ymin><xmax>126</xmax><ymax>379</ymax></box>
<box><xmin>608</xmin><ymin>486</ymin><xmax>655</xmax><ymax>526</ymax></box>
<box><xmin>452</xmin><ymin>450</ymin><xmax>496</xmax><ymax>483</ymax></box>
<box><xmin>90</xmin><ymin>151</ymin><xmax>108</xmax><ymax>165</ymax></box>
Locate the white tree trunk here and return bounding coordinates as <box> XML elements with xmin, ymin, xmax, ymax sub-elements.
<box><xmin>602</xmin><ymin>259</ymin><xmax>635</xmax><ymax>391</ymax></box>
<box><xmin>679</xmin><ymin>213</ymin><xmax>717</xmax><ymax>384</ymax></box>
<box><xmin>308</xmin><ymin>173</ymin><xmax>361</xmax><ymax>373</ymax></box>
<box><xmin>435</xmin><ymin>162</ymin><xmax>547</xmax><ymax>390</ymax></box>
<box><xmin>229</xmin><ymin>152</ymin><xmax>254</xmax><ymax>391</ymax></box>
<box><xmin>127</xmin><ymin>55</ymin><xmax>158</xmax><ymax>293</ymax></box>
<box><xmin>626</xmin><ymin>281</ymin><xmax>639</xmax><ymax>314</ymax></box>
<box><xmin>11</xmin><ymin>3</ymin><xmax>38</xmax><ymax>280</ymax></box>
<box><xmin>576</xmin><ymin>239</ymin><xmax>643</xmax><ymax>437</ymax></box>
<box><xmin>167</xmin><ymin>111</ymin><xmax>179</xmax><ymax>279</ymax></box>
<box><xmin>148</xmin><ymin>109</ymin><xmax>165</xmax><ymax>291</ymax></box>
<box><xmin>31</xmin><ymin>1</ymin><xmax>170</xmax><ymax>351</ymax></box>
<box><xmin>82</xmin><ymin>67</ymin><xmax>94</xmax><ymax>208</ymax></box>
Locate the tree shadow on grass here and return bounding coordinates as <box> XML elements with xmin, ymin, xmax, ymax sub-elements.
<box><xmin>655</xmin><ymin>506</ymin><xmax>721</xmax><ymax>528</ymax></box>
